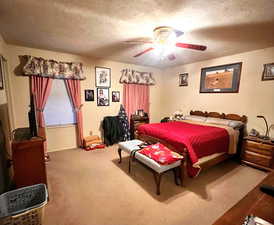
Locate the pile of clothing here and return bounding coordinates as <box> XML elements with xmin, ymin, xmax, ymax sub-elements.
<box><xmin>102</xmin><ymin>105</ymin><xmax>131</xmax><ymax>146</ymax></box>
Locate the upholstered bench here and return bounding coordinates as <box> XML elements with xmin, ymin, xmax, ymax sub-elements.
<box><xmin>118</xmin><ymin>140</ymin><xmax>184</xmax><ymax>195</ymax></box>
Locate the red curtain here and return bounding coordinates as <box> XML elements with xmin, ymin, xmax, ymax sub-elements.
<box><xmin>31</xmin><ymin>76</ymin><xmax>53</xmax><ymax>127</ymax></box>
<box><xmin>31</xmin><ymin>76</ymin><xmax>53</xmax><ymax>159</ymax></box>
<box><xmin>123</xmin><ymin>84</ymin><xmax>149</xmax><ymax>120</ymax></box>
<box><xmin>65</xmin><ymin>79</ymin><xmax>84</xmax><ymax>147</ymax></box>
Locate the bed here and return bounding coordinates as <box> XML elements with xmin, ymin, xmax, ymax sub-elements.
<box><xmin>137</xmin><ymin>110</ymin><xmax>247</xmax><ymax>178</ymax></box>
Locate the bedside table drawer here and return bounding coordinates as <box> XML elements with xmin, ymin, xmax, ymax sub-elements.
<box><xmin>242</xmin><ymin>151</ymin><xmax>272</xmax><ymax>167</ymax></box>
<box><xmin>244</xmin><ymin>141</ymin><xmax>273</xmax><ymax>156</ymax></box>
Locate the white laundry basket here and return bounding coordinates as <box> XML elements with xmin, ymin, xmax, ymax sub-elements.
<box><xmin>0</xmin><ymin>184</ymin><xmax>48</xmax><ymax>225</ymax></box>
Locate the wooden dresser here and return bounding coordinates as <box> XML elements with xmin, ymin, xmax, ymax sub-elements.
<box><xmin>213</xmin><ymin>172</ymin><xmax>274</xmax><ymax>225</ymax></box>
<box><xmin>130</xmin><ymin>115</ymin><xmax>149</xmax><ymax>139</ymax></box>
<box><xmin>241</xmin><ymin>136</ymin><xmax>274</xmax><ymax>171</ymax></box>
<box><xmin>12</xmin><ymin>128</ymin><xmax>47</xmax><ymax>188</ymax></box>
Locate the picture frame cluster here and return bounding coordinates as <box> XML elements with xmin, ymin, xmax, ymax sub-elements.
<box><xmin>179</xmin><ymin>61</ymin><xmax>271</xmax><ymax>93</ymax></box>
<box><xmin>85</xmin><ymin>66</ymin><xmax>120</xmax><ymax>106</ymax></box>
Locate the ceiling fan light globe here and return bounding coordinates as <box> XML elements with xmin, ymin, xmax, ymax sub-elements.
<box><xmin>153</xmin><ymin>27</ymin><xmax>176</xmax><ymax>58</ymax></box>
<box><xmin>153</xmin><ymin>27</ymin><xmax>176</xmax><ymax>46</ymax></box>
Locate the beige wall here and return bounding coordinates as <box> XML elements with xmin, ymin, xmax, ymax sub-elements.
<box><xmin>6</xmin><ymin>44</ymin><xmax>164</xmax><ymax>152</ymax></box>
<box><xmin>161</xmin><ymin>47</ymin><xmax>274</xmax><ymax>137</ymax></box>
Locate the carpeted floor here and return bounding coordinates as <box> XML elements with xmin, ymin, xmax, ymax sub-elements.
<box><xmin>44</xmin><ymin>146</ymin><xmax>266</xmax><ymax>225</ymax></box>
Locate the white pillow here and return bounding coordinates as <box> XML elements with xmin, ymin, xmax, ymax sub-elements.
<box><xmin>206</xmin><ymin>117</ymin><xmax>230</xmax><ymax>126</ymax></box>
<box><xmin>205</xmin><ymin>117</ymin><xmax>244</xmax><ymax>129</ymax></box>
<box><xmin>228</xmin><ymin>120</ymin><xmax>244</xmax><ymax>129</ymax></box>
<box><xmin>184</xmin><ymin>115</ymin><xmax>207</xmax><ymax>122</ymax></box>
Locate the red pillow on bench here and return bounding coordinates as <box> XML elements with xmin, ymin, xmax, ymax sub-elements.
<box><xmin>138</xmin><ymin>143</ymin><xmax>183</xmax><ymax>165</ymax></box>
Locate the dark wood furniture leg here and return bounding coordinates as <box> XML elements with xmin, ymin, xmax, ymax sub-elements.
<box><xmin>153</xmin><ymin>172</ymin><xmax>162</xmax><ymax>195</ymax></box>
<box><xmin>118</xmin><ymin>148</ymin><xmax>122</xmax><ymax>163</ymax></box>
<box><xmin>179</xmin><ymin>163</ymin><xmax>184</xmax><ymax>187</ymax></box>
<box><xmin>173</xmin><ymin>168</ymin><xmax>179</xmax><ymax>185</ymax></box>
<box><xmin>128</xmin><ymin>155</ymin><xmax>132</xmax><ymax>173</ymax></box>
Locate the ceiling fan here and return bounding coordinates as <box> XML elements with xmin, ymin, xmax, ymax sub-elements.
<box><xmin>126</xmin><ymin>26</ymin><xmax>207</xmax><ymax>60</ymax></box>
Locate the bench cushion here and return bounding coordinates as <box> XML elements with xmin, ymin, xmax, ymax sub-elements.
<box><xmin>118</xmin><ymin>139</ymin><xmax>182</xmax><ymax>173</ymax></box>
<box><xmin>118</xmin><ymin>139</ymin><xmax>143</xmax><ymax>154</ymax></box>
<box><xmin>135</xmin><ymin>152</ymin><xmax>181</xmax><ymax>173</ymax></box>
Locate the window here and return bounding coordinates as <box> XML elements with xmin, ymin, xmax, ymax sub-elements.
<box><xmin>44</xmin><ymin>79</ymin><xmax>76</xmax><ymax>126</ymax></box>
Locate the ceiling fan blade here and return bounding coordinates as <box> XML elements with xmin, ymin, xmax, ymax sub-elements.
<box><xmin>125</xmin><ymin>38</ymin><xmax>153</xmax><ymax>45</ymax></box>
<box><xmin>125</xmin><ymin>40</ymin><xmax>153</xmax><ymax>44</ymax></box>
<box><xmin>173</xmin><ymin>29</ymin><xmax>184</xmax><ymax>37</ymax></box>
<box><xmin>167</xmin><ymin>54</ymin><xmax>176</xmax><ymax>61</ymax></box>
<box><xmin>134</xmin><ymin>47</ymin><xmax>154</xmax><ymax>57</ymax></box>
<box><xmin>176</xmin><ymin>43</ymin><xmax>207</xmax><ymax>51</ymax></box>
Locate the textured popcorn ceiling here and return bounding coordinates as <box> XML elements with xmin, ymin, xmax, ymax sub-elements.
<box><xmin>0</xmin><ymin>0</ymin><xmax>274</xmax><ymax>68</ymax></box>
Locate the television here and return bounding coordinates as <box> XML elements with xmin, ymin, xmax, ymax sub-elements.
<box><xmin>28</xmin><ymin>94</ymin><xmax>38</xmax><ymax>137</ymax></box>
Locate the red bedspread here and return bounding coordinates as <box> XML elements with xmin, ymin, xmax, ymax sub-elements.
<box><xmin>137</xmin><ymin>121</ymin><xmax>229</xmax><ymax>177</ymax></box>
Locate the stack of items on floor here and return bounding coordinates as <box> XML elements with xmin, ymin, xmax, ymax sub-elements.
<box><xmin>83</xmin><ymin>135</ymin><xmax>105</xmax><ymax>151</ymax></box>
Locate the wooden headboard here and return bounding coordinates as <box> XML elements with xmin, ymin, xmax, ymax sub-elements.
<box><xmin>190</xmin><ymin>110</ymin><xmax>247</xmax><ymax>123</ymax></box>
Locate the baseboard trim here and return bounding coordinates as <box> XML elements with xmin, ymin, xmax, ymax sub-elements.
<box><xmin>48</xmin><ymin>146</ymin><xmax>78</xmax><ymax>153</ymax></box>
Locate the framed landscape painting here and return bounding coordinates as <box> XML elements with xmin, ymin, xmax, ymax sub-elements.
<box><xmin>200</xmin><ymin>62</ymin><xmax>242</xmax><ymax>93</ymax></box>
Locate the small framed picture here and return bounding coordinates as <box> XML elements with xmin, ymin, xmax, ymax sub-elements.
<box><xmin>85</xmin><ymin>90</ymin><xmax>94</xmax><ymax>101</ymax></box>
<box><xmin>95</xmin><ymin>66</ymin><xmax>111</xmax><ymax>87</ymax></box>
<box><xmin>179</xmin><ymin>73</ymin><xmax>188</xmax><ymax>86</ymax></box>
<box><xmin>0</xmin><ymin>57</ymin><xmax>4</xmax><ymax>90</ymax></box>
<box><xmin>97</xmin><ymin>88</ymin><xmax>109</xmax><ymax>106</ymax></box>
<box><xmin>112</xmin><ymin>91</ymin><xmax>120</xmax><ymax>102</ymax></box>
<box><xmin>262</xmin><ymin>63</ymin><xmax>274</xmax><ymax>81</ymax></box>
<box><xmin>137</xmin><ymin>109</ymin><xmax>144</xmax><ymax>117</ymax></box>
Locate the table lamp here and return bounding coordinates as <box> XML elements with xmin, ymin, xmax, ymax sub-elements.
<box><xmin>257</xmin><ymin>115</ymin><xmax>269</xmax><ymax>140</ymax></box>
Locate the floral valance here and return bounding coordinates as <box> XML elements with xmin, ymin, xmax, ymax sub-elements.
<box><xmin>21</xmin><ymin>55</ymin><xmax>85</xmax><ymax>80</ymax></box>
<box><xmin>120</xmin><ymin>69</ymin><xmax>155</xmax><ymax>85</ymax></box>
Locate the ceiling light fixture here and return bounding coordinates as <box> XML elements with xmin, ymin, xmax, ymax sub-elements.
<box><xmin>153</xmin><ymin>26</ymin><xmax>176</xmax><ymax>57</ymax></box>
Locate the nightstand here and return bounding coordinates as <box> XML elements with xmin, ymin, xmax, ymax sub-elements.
<box><xmin>241</xmin><ymin>136</ymin><xmax>274</xmax><ymax>171</ymax></box>
<box><xmin>130</xmin><ymin>115</ymin><xmax>149</xmax><ymax>139</ymax></box>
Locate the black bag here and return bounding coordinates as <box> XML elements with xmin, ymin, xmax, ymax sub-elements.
<box><xmin>160</xmin><ymin>117</ymin><xmax>170</xmax><ymax>123</ymax></box>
